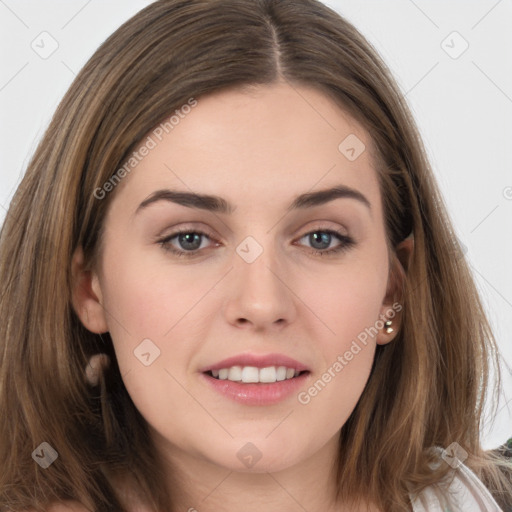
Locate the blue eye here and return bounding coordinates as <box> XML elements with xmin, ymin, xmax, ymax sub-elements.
<box><xmin>157</xmin><ymin>228</ymin><xmax>354</xmax><ymax>258</ymax></box>
<box><xmin>297</xmin><ymin>229</ymin><xmax>354</xmax><ymax>256</ymax></box>
<box><xmin>158</xmin><ymin>229</ymin><xmax>215</xmax><ymax>257</ymax></box>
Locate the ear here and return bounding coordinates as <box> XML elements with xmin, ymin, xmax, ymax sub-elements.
<box><xmin>376</xmin><ymin>235</ymin><xmax>414</xmax><ymax>345</ymax></box>
<box><xmin>71</xmin><ymin>246</ymin><xmax>109</xmax><ymax>334</ymax></box>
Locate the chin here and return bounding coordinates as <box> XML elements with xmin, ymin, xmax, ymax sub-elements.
<box><xmin>203</xmin><ymin>437</ymin><xmax>307</xmax><ymax>474</ymax></box>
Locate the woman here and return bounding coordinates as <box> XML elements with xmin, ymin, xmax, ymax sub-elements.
<box><xmin>0</xmin><ymin>0</ymin><xmax>510</xmax><ymax>511</ymax></box>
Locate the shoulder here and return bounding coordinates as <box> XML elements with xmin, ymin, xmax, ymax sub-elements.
<box><xmin>409</xmin><ymin>447</ymin><xmax>504</xmax><ymax>512</ymax></box>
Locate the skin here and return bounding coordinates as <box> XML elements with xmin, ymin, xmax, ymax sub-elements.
<box><xmin>72</xmin><ymin>81</ymin><xmax>412</xmax><ymax>512</ymax></box>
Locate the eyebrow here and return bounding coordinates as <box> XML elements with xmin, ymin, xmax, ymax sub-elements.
<box><xmin>135</xmin><ymin>185</ymin><xmax>371</xmax><ymax>215</ymax></box>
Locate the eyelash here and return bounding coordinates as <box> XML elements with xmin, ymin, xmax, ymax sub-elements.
<box><xmin>157</xmin><ymin>227</ymin><xmax>355</xmax><ymax>258</ymax></box>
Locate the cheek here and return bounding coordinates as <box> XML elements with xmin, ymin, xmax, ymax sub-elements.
<box><xmin>99</xmin><ymin>253</ymin><xmax>207</xmax><ymax>435</ymax></box>
<box><xmin>293</xmin><ymin>263</ymin><xmax>387</xmax><ymax>435</ymax></box>
<box><xmin>99</xmin><ymin>247</ymin><xmax>231</xmax><ymax>414</ymax></box>
<box><xmin>297</xmin><ymin>256</ymin><xmax>389</xmax><ymax>348</ymax></box>
<box><xmin>101</xmin><ymin>244</ymin><xmax>212</xmax><ymax>336</ymax></box>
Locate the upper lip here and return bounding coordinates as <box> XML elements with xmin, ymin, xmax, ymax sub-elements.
<box><xmin>200</xmin><ymin>353</ymin><xmax>310</xmax><ymax>373</ymax></box>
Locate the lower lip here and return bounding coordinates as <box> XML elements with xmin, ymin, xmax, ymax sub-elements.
<box><xmin>200</xmin><ymin>371</ymin><xmax>310</xmax><ymax>406</ymax></box>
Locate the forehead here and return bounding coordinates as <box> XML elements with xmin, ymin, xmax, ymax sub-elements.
<box><xmin>111</xmin><ymin>82</ymin><xmax>381</xmax><ymax>217</ymax></box>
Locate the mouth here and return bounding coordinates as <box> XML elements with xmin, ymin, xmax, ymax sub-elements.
<box><xmin>199</xmin><ymin>353</ymin><xmax>311</xmax><ymax>405</ymax></box>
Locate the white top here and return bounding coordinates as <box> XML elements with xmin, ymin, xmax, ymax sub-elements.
<box><xmin>409</xmin><ymin>447</ymin><xmax>503</xmax><ymax>511</ymax></box>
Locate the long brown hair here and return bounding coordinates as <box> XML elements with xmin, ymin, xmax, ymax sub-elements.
<box><xmin>0</xmin><ymin>1</ymin><xmax>510</xmax><ymax>510</ymax></box>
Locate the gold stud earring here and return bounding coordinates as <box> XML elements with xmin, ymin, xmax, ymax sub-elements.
<box><xmin>384</xmin><ymin>320</ymin><xmax>394</xmax><ymax>334</ymax></box>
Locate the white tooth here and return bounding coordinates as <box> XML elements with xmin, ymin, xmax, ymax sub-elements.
<box><xmin>211</xmin><ymin>369</ymin><xmax>219</xmax><ymax>378</ymax></box>
<box><xmin>286</xmin><ymin>368</ymin><xmax>295</xmax><ymax>379</ymax></box>
<box><xmin>259</xmin><ymin>366</ymin><xmax>277</xmax><ymax>383</ymax></box>
<box><xmin>294</xmin><ymin>370</ymin><xmax>300</xmax><ymax>377</ymax></box>
<box><xmin>228</xmin><ymin>366</ymin><xmax>242</xmax><ymax>381</ymax></box>
<box><xmin>241</xmin><ymin>366</ymin><xmax>260</xmax><ymax>383</ymax></box>
<box><xmin>218</xmin><ymin>368</ymin><xmax>229</xmax><ymax>380</ymax></box>
<box><xmin>276</xmin><ymin>366</ymin><xmax>287</xmax><ymax>381</ymax></box>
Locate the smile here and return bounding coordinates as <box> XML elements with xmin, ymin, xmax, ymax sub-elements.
<box><xmin>207</xmin><ymin>365</ymin><xmax>304</xmax><ymax>383</ymax></box>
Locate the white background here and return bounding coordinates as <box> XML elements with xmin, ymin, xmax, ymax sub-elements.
<box><xmin>0</xmin><ymin>0</ymin><xmax>511</xmax><ymax>449</ymax></box>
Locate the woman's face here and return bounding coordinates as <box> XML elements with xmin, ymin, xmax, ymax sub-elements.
<box><xmin>76</xmin><ymin>82</ymin><xmax>402</xmax><ymax>474</ymax></box>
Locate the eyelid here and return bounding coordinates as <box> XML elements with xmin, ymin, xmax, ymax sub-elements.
<box><xmin>296</xmin><ymin>220</ymin><xmax>349</xmax><ymax>237</ymax></box>
<box><xmin>156</xmin><ymin>221</ymin><xmax>349</xmax><ymax>243</ymax></box>
<box><xmin>156</xmin><ymin>223</ymin><xmax>219</xmax><ymax>241</ymax></box>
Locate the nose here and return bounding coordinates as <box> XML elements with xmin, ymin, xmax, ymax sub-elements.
<box><xmin>223</xmin><ymin>242</ymin><xmax>297</xmax><ymax>332</ymax></box>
